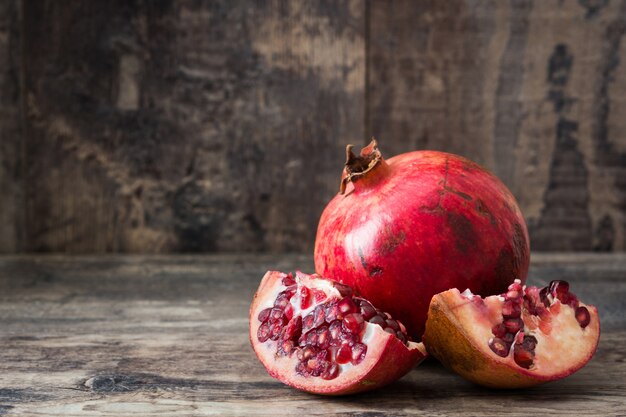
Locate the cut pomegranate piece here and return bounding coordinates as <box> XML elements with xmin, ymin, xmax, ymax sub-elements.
<box><xmin>250</xmin><ymin>271</ymin><xmax>427</xmax><ymax>395</ymax></box>
<box><xmin>423</xmin><ymin>279</ymin><xmax>600</xmax><ymax>388</ymax></box>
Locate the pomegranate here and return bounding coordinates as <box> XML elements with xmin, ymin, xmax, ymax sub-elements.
<box><xmin>249</xmin><ymin>271</ymin><xmax>427</xmax><ymax>395</ymax></box>
<box><xmin>423</xmin><ymin>279</ymin><xmax>600</xmax><ymax>388</ymax></box>
<box><xmin>314</xmin><ymin>140</ymin><xmax>530</xmax><ymax>340</ymax></box>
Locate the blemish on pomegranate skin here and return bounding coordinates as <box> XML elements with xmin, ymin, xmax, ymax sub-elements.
<box><xmin>447</xmin><ymin>212</ymin><xmax>476</xmax><ymax>254</ymax></box>
<box><xmin>475</xmin><ymin>199</ymin><xmax>497</xmax><ymax>226</ymax></box>
<box><xmin>369</xmin><ymin>266</ymin><xmax>384</xmax><ymax>277</ymax></box>
<box><xmin>358</xmin><ymin>247</ymin><xmax>368</xmax><ymax>271</ymax></box>
<box><xmin>378</xmin><ymin>227</ymin><xmax>406</xmax><ymax>257</ymax></box>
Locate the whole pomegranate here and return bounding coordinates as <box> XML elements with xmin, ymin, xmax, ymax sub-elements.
<box><xmin>314</xmin><ymin>140</ymin><xmax>530</xmax><ymax>340</ymax></box>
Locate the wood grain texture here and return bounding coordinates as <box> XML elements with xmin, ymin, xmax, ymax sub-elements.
<box><xmin>21</xmin><ymin>0</ymin><xmax>364</xmax><ymax>253</ymax></box>
<box><xmin>0</xmin><ymin>254</ymin><xmax>624</xmax><ymax>416</ymax></box>
<box><xmin>0</xmin><ymin>0</ymin><xmax>22</xmax><ymax>252</ymax></box>
<box><xmin>367</xmin><ymin>0</ymin><xmax>626</xmax><ymax>251</ymax></box>
<box><xmin>1</xmin><ymin>0</ymin><xmax>625</xmax><ymax>253</ymax></box>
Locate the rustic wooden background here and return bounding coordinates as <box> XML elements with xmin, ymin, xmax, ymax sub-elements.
<box><xmin>1</xmin><ymin>0</ymin><xmax>625</xmax><ymax>253</ymax></box>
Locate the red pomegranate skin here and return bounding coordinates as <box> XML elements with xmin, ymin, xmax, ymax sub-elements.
<box><xmin>314</xmin><ymin>145</ymin><xmax>530</xmax><ymax>340</ymax></box>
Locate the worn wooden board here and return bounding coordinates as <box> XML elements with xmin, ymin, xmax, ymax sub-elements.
<box><xmin>21</xmin><ymin>0</ymin><xmax>364</xmax><ymax>253</ymax></box>
<box><xmin>367</xmin><ymin>0</ymin><xmax>626</xmax><ymax>251</ymax></box>
<box><xmin>0</xmin><ymin>254</ymin><xmax>624</xmax><ymax>416</ymax></box>
<box><xmin>2</xmin><ymin>0</ymin><xmax>626</xmax><ymax>254</ymax></box>
<box><xmin>0</xmin><ymin>0</ymin><xmax>22</xmax><ymax>252</ymax></box>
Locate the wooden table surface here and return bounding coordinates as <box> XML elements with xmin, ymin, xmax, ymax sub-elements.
<box><xmin>1</xmin><ymin>254</ymin><xmax>625</xmax><ymax>416</ymax></box>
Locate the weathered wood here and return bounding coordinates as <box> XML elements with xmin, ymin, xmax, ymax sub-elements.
<box><xmin>21</xmin><ymin>0</ymin><xmax>365</xmax><ymax>252</ymax></box>
<box><xmin>0</xmin><ymin>0</ymin><xmax>22</xmax><ymax>253</ymax></box>
<box><xmin>0</xmin><ymin>254</ymin><xmax>624</xmax><ymax>416</ymax></box>
<box><xmin>368</xmin><ymin>0</ymin><xmax>626</xmax><ymax>251</ymax></box>
<box><xmin>0</xmin><ymin>0</ymin><xmax>625</xmax><ymax>253</ymax></box>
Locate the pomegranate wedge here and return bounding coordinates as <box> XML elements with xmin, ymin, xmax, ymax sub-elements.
<box><xmin>423</xmin><ymin>279</ymin><xmax>600</xmax><ymax>388</ymax></box>
<box><xmin>250</xmin><ymin>271</ymin><xmax>427</xmax><ymax>395</ymax></box>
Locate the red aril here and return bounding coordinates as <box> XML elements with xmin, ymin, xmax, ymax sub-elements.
<box><xmin>314</xmin><ymin>140</ymin><xmax>530</xmax><ymax>340</ymax></box>
<box><xmin>423</xmin><ymin>279</ymin><xmax>600</xmax><ymax>388</ymax></box>
<box><xmin>249</xmin><ymin>271</ymin><xmax>427</xmax><ymax>395</ymax></box>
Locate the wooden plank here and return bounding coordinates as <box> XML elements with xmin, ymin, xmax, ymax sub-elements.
<box><xmin>367</xmin><ymin>0</ymin><xmax>626</xmax><ymax>251</ymax></box>
<box><xmin>21</xmin><ymin>0</ymin><xmax>365</xmax><ymax>253</ymax></box>
<box><xmin>0</xmin><ymin>254</ymin><xmax>624</xmax><ymax>415</ymax></box>
<box><xmin>0</xmin><ymin>0</ymin><xmax>22</xmax><ymax>252</ymax></box>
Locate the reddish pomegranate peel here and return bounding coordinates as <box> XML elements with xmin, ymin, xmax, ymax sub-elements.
<box><xmin>250</xmin><ymin>271</ymin><xmax>427</xmax><ymax>395</ymax></box>
<box><xmin>315</xmin><ymin>140</ymin><xmax>530</xmax><ymax>341</ymax></box>
<box><xmin>423</xmin><ymin>279</ymin><xmax>600</xmax><ymax>388</ymax></box>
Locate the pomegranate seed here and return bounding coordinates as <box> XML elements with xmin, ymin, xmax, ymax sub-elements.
<box><xmin>343</xmin><ymin>313</ymin><xmax>365</xmax><ymax>334</ymax></box>
<box><xmin>549</xmin><ymin>280</ymin><xmax>569</xmax><ymax>297</ymax></box>
<box><xmin>282</xmin><ymin>316</ymin><xmax>302</xmax><ymax>341</ymax></box>
<box><xmin>384</xmin><ymin>327</ymin><xmax>396</xmax><ymax>335</ymax></box>
<box><xmin>359</xmin><ymin>302</ymin><xmax>377</xmax><ymax>320</ymax></box>
<box><xmin>566</xmin><ymin>294</ymin><xmax>580</xmax><ymax>309</ymax></box>
<box><xmin>317</xmin><ymin>325</ymin><xmax>330</xmax><ymax>349</ymax></box>
<box><xmin>396</xmin><ymin>331</ymin><xmax>407</xmax><ymax>345</ymax></box>
<box><xmin>503</xmin><ymin>318</ymin><xmax>523</xmax><ymax>333</ymax></box>
<box><xmin>298</xmin><ymin>345</ymin><xmax>318</xmax><ymax>361</ymax></box>
<box><xmin>278</xmin><ymin>340</ymin><xmax>295</xmax><ymax>356</ymax></box>
<box><xmin>385</xmin><ymin>319</ymin><xmax>400</xmax><ymax>331</ymax></box>
<box><xmin>295</xmin><ymin>362</ymin><xmax>308</xmax><ymax>376</ymax></box>
<box><xmin>282</xmin><ymin>273</ymin><xmax>296</xmax><ymax>286</ymax></box>
<box><xmin>513</xmin><ymin>345</ymin><xmax>534</xmax><ymax>368</ymax></box>
<box><xmin>489</xmin><ymin>338</ymin><xmax>510</xmax><ymax>357</ymax></box>
<box><xmin>339</xmin><ymin>330</ymin><xmax>357</xmax><ymax>346</ymax></box>
<box><xmin>257</xmin><ymin>322</ymin><xmax>270</xmax><ymax>342</ymax></box>
<box><xmin>369</xmin><ymin>315</ymin><xmax>386</xmax><ymax>327</ymax></box>
<box><xmin>575</xmin><ymin>306</ymin><xmax>591</xmax><ymax>328</ymax></box>
<box><xmin>502</xmin><ymin>333</ymin><xmax>514</xmax><ymax>344</ymax></box>
<box><xmin>351</xmin><ymin>343</ymin><xmax>367</xmax><ymax>365</ymax></box>
<box><xmin>506</xmin><ymin>290</ymin><xmax>520</xmax><ymax>299</ymax></box>
<box><xmin>302</xmin><ymin>313</ymin><xmax>315</xmax><ymax>332</ymax></box>
<box><xmin>321</xmin><ymin>363</ymin><xmax>339</xmax><ymax>380</ymax></box>
<box><xmin>522</xmin><ymin>335</ymin><xmax>537</xmax><ymax>351</ymax></box>
<box><xmin>269</xmin><ymin>308</ymin><xmax>285</xmax><ymax>322</ymax></box>
<box><xmin>336</xmin><ymin>344</ymin><xmax>352</xmax><ymax>364</ymax></box>
<box><xmin>306</xmin><ymin>358</ymin><xmax>319</xmax><ymax>370</ymax></box>
<box><xmin>269</xmin><ymin>322</ymin><xmax>283</xmax><ymax>341</ymax></box>
<box><xmin>329</xmin><ymin>320</ymin><xmax>342</xmax><ymax>344</ymax></box>
<box><xmin>325</xmin><ymin>302</ymin><xmax>340</xmax><ymax>322</ymax></box>
<box><xmin>502</xmin><ymin>300</ymin><xmax>521</xmax><ymax>318</ymax></box>
<box><xmin>539</xmin><ymin>286</ymin><xmax>551</xmax><ymax>307</ymax></box>
<box><xmin>313</xmin><ymin>305</ymin><xmax>326</xmax><ymax>328</ymax></box>
<box><xmin>306</xmin><ymin>330</ymin><xmax>318</xmax><ymax>346</ymax></box>
<box><xmin>316</xmin><ymin>349</ymin><xmax>330</xmax><ymax>361</ymax></box>
<box><xmin>523</xmin><ymin>287</ymin><xmax>544</xmax><ymax>315</ymax></box>
<box><xmin>492</xmin><ymin>323</ymin><xmax>507</xmax><ymax>338</ymax></box>
<box><xmin>257</xmin><ymin>308</ymin><xmax>272</xmax><ymax>323</ymax></box>
<box><xmin>337</xmin><ymin>297</ymin><xmax>357</xmax><ymax>317</ymax></box>
<box><xmin>284</xmin><ymin>303</ymin><xmax>294</xmax><ymax>320</ymax></box>
<box><xmin>300</xmin><ymin>286</ymin><xmax>311</xmax><ymax>310</ymax></box>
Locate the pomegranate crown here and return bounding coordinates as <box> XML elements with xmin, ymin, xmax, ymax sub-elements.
<box><xmin>340</xmin><ymin>138</ymin><xmax>385</xmax><ymax>194</ymax></box>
